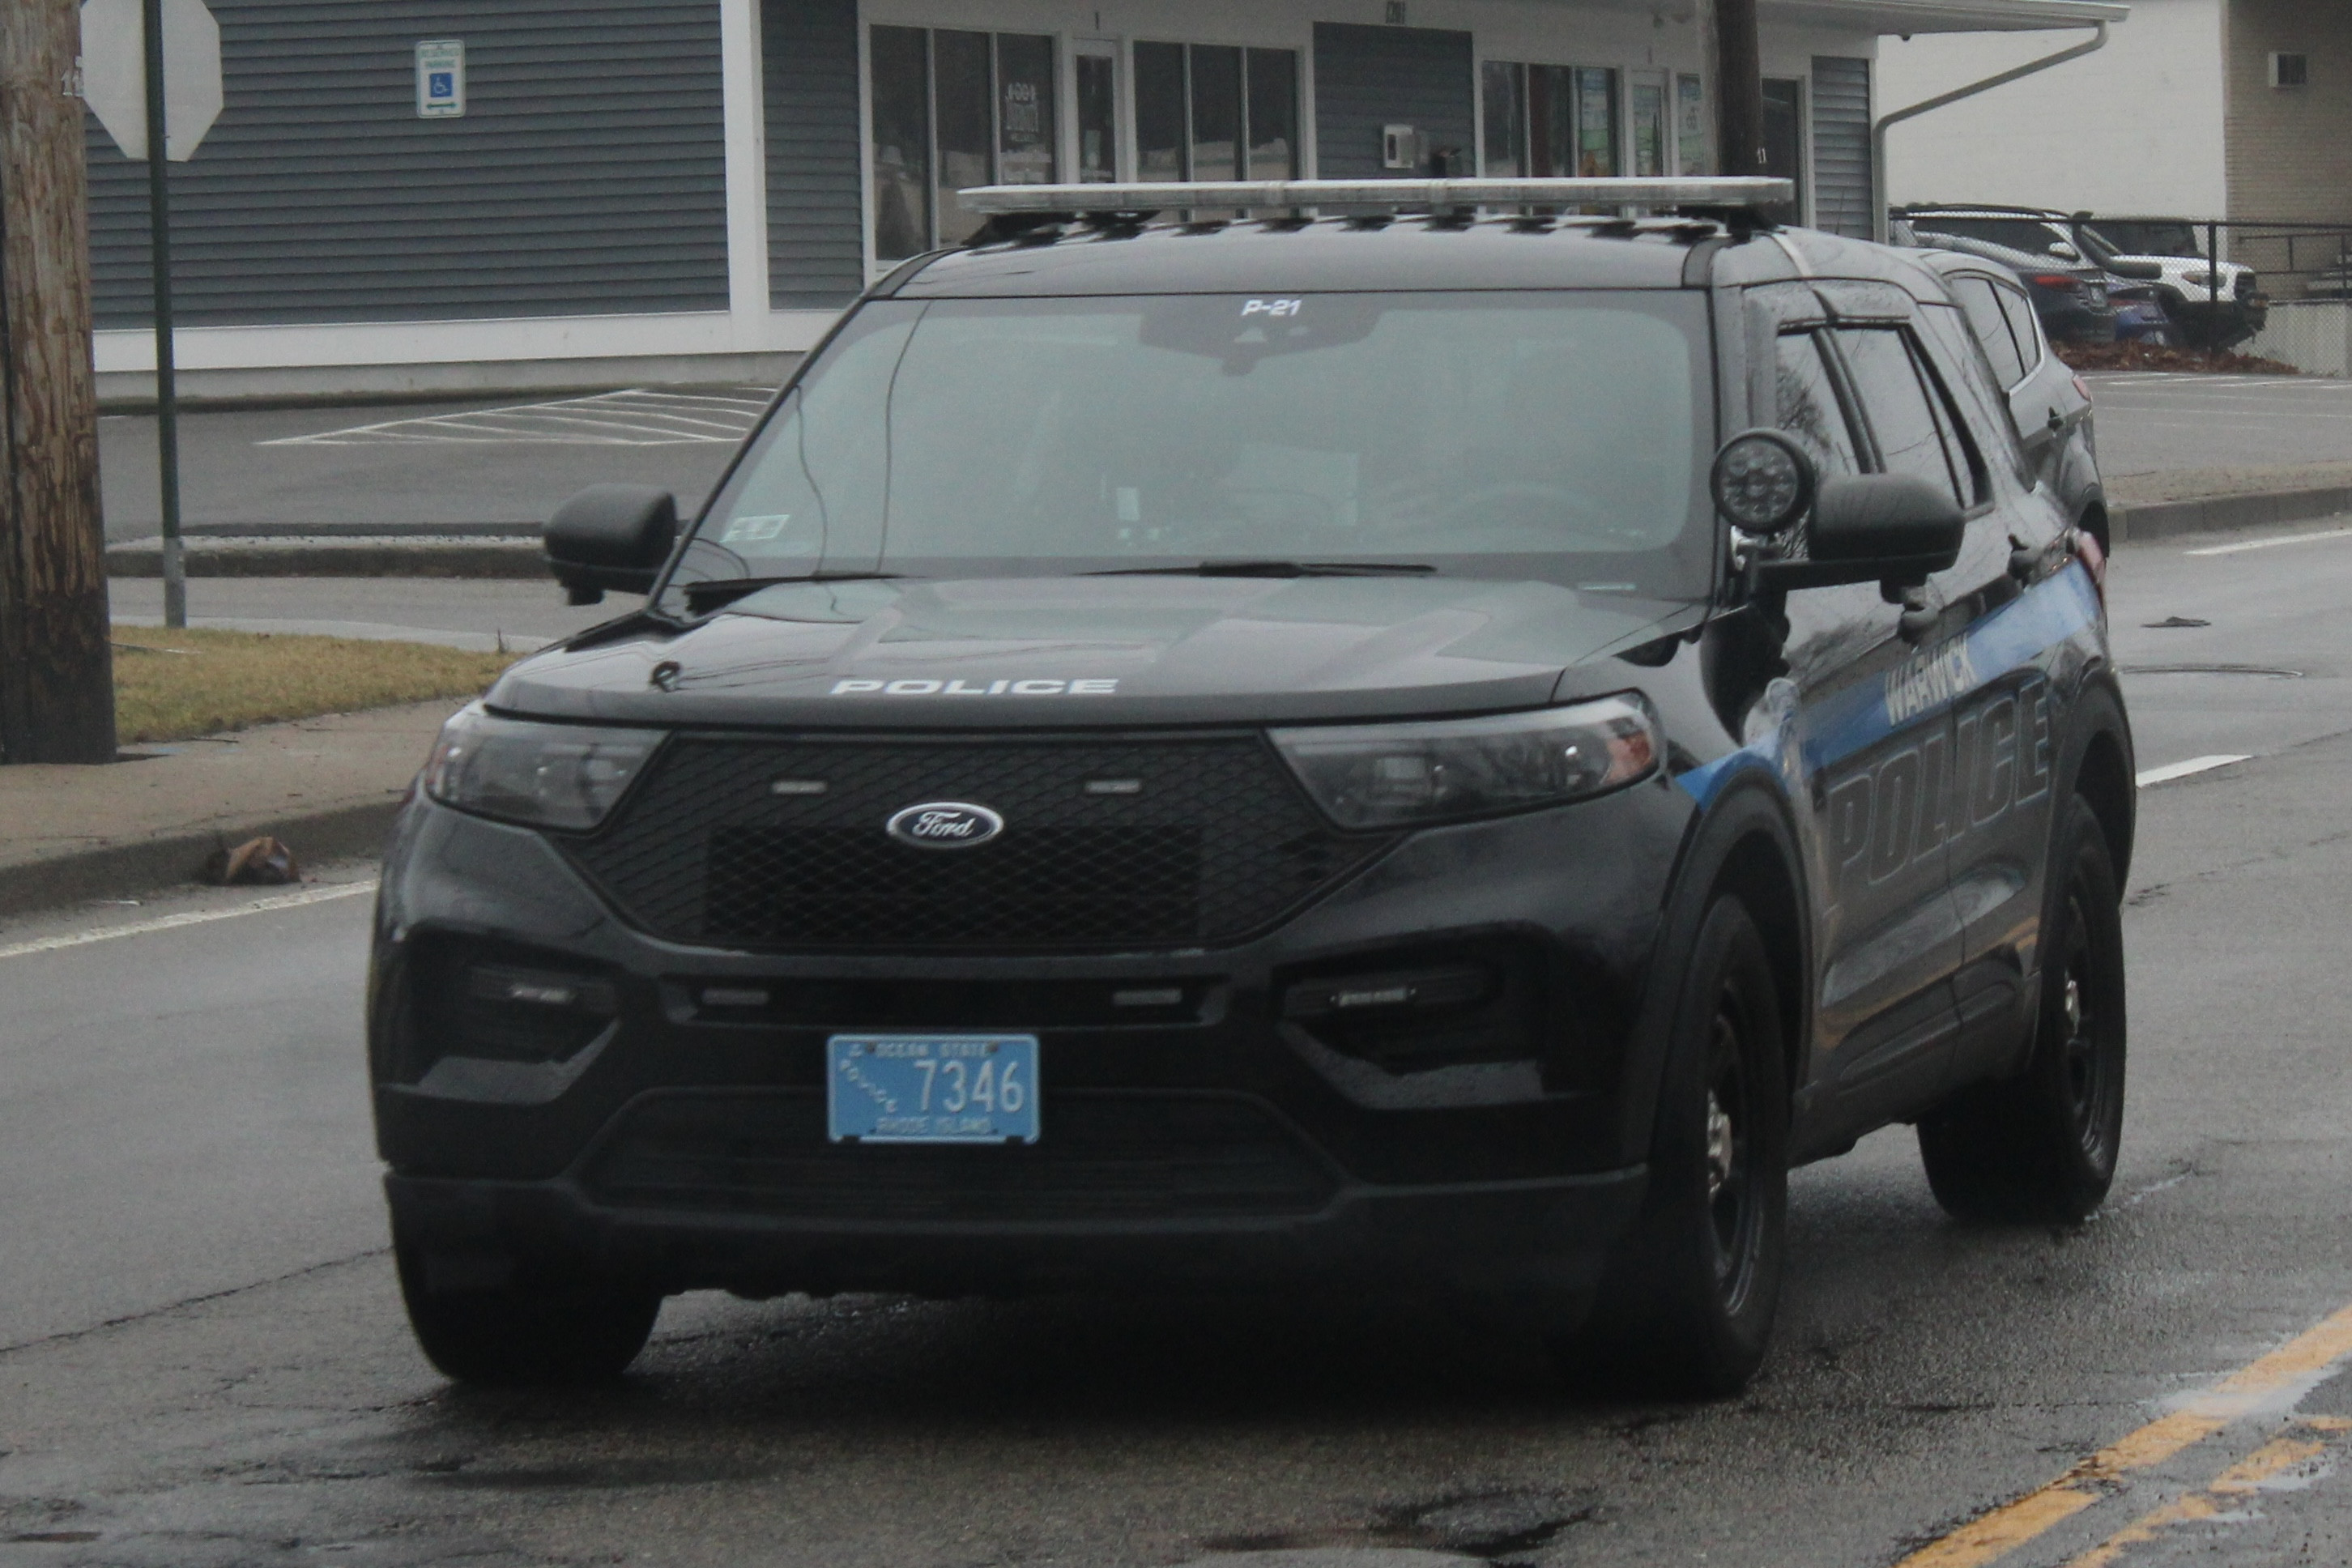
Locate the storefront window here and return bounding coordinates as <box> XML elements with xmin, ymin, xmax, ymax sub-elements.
<box><xmin>868</xmin><ymin>27</ymin><xmax>1061</xmax><ymax>262</ymax></box>
<box><xmin>1484</xmin><ymin>62</ymin><xmax>1618</xmax><ymax>178</ymax></box>
<box><xmin>1132</xmin><ymin>42</ymin><xmax>1300</xmax><ymax>181</ymax></box>
<box><xmin>1247</xmin><ymin>49</ymin><xmax>1298</xmax><ymax>179</ymax></box>
<box><xmin>1676</xmin><ymin>75</ymin><xmax>1708</xmax><ymax>176</ymax></box>
<box><xmin>870</xmin><ymin>26</ymin><xmax>931</xmax><ymax>263</ymax></box>
<box><xmin>1630</xmin><ymin>75</ymin><xmax>1666</xmax><ymax>177</ymax></box>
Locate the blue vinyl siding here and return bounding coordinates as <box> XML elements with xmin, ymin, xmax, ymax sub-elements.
<box><xmin>84</xmin><ymin>0</ymin><xmax>729</xmax><ymax>329</ymax></box>
<box><xmin>1311</xmin><ymin>22</ymin><xmax>1475</xmax><ymax>179</ymax></box>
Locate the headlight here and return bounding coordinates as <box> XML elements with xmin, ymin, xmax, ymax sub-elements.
<box><xmin>422</xmin><ymin>705</ymin><xmax>661</xmax><ymax>830</ymax></box>
<box><xmin>1270</xmin><ymin>695</ymin><xmax>1660</xmax><ymax>829</ymax></box>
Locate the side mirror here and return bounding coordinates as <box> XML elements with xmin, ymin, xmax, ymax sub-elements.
<box><xmin>545</xmin><ymin>484</ymin><xmax>677</xmax><ymax>606</ymax></box>
<box><xmin>2107</xmin><ymin>258</ymin><xmax>2163</xmax><ymax>282</ymax></box>
<box><xmin>2047</xmin><ymin>241</ymin><xmax>2081</xmax><ymax>262</ymax></box>
<box><xmin>1755</xmin><ymin>474</ymin><xmax>1964</xmax><ymax>591</ymax></box>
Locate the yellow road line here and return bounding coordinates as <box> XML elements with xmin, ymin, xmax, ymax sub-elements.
<box><xmin>2064</xmin><ymin>1421</ymin><xmax>2346</xmax><ymax>1568</ymax></box>
<box><xmin>1894</xmin><ymin>1302</ymin><xmax>2352</xmax><ymax>1568</ymax></box>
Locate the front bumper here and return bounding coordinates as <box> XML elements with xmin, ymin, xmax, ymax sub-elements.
<box><xmin>371</xmin><ymin>776</ymin><xmax>1690</xmax><ymax>1297</ymax></box>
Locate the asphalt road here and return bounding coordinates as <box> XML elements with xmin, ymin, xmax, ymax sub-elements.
<box><xmin>93</xmin><ymin>371</ymin><xmax>2350</xmax><ymax>543</ymax></box>
<box><xmin>97</xmin><ymin>388</ymin><xmax>765</xmax><ymax>543</ymax></box>
<box><xmin>2086</xmin><ymin>371</ymin><xmax>2352</xmax><ymax>479</ymax></box>
<box><xmin>9</xmin><ymin>524</ymin><xmax>2352</xmax><ymax>1567</ymax></box>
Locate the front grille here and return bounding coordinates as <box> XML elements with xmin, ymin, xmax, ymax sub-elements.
<box><xmin>566</xmin><ymin>735</ymin><xmax>1391</xmax><ymax>950</ymax></box>
<box><xmin>585</xmin><ymin>1091</ymin><xmax>1337</xmax><ymax>1221</ymax></box>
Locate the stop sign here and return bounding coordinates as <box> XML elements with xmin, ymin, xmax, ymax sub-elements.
<box><xmin>80</xmin><ymin>0</ymin><xmax>224</xmax><ymax>162</ymax></box>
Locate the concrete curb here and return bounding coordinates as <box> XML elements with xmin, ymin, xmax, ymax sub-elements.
<box><xmin>106</xmin><ymin>541</ymin><xmax>545</xmax><ymax>579</ymax></box>
<box><xmin>2111</xmin><ymin>485</ymin><xmax>2352</xmax><ymax>544</ymax></box>
<box><xmin>0</xmin><ymin>798</ymin><xmax>403</xmax><ymax>918</ymax></box>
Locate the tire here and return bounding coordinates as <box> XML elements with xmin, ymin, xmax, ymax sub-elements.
<box><xmin>395</xmin><ymin>1232</ymin><xmax>662</xmax><ymax>1387</ymax></box>
<box><xmin>1567</xmin><ymin>896</ymin><xmax>1790</xmax><ymax>1398</ymax></box>
<box><xmin>1918</xmin><ymin>794</ymin><xmax>2127</xmax><ymax>1224</ymax></box>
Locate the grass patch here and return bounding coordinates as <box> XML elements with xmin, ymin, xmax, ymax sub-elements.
<box><xmin>112</xmin><ymin>628</ymin><xmax>516</xmax><ymax>744</ymax></box>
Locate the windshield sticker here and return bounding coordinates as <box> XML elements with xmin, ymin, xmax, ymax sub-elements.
<box><xmin>829</xmin><ymin>678</ymin><xmax>1119</xmax><ymax>697</ymax></box>
<box><xmin>1240</xmin><ymin>298</ymin><xmax>1302</xmax><ymax>318</ymax></box>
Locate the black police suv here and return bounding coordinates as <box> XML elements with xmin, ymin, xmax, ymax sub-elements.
<box><xmin>373</xmin><ymin>177</ymin><xmax>2134</xmax><ymax>1395</ymax></box>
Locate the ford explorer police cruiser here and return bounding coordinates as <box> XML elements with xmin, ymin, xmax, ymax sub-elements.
<box><xmin>372</xmin><ymin>177</ymin><xmax>2135</xmax><ymax>1395</ymax></box>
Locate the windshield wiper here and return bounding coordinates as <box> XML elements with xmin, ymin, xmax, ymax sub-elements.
<box><xmin>1087</xmin><ymin>560</ymin><xmax>1438</xmax><ymax>578</ymax></box>
<box><xmin>680</xmin><ymin>572</ymin><xmax>903</xmax><ymax>611</ymax></box>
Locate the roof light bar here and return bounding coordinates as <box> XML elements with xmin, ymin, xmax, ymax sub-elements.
<box><xmin>959</xmin><ymin>177</ymin><xmax>1795</xmax><ymax>216</ymax></box>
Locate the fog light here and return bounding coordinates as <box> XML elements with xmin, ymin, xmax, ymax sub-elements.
<box><xmin>1282</xmin><ymin>965</ymin><xmax>1489</xmax><ymax>1019</ymax></box>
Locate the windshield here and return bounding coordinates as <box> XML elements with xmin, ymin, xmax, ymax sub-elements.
<box><xmin>659</xmin><ymin>290</ymin><xmax>1714</xmax><ymax>612</ymax></box>
<box><xmin>2086</xmin><ymin>221</ymin><xmax>2204</xmax><ymax>259</ymax></box>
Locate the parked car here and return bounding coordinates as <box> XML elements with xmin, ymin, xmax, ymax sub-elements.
<box><xmin>1890</xmin><ymin>218</ymin><xmax>2120</xmax><ymax>345</ymax></box>
<box><xmin>1903</xmin><ymin>207</ymin><xmax>2263</xmax><ymax>350</ymax></box>
<box><xmin>375</xmin><ymin>178</ymin><xmax>2136</xmax><ymax>1398</ymax></box>
<box><xmin>1911</xmin><ymin>249</ymin><xmax>2109</xmax><ymax>552</ymax></box>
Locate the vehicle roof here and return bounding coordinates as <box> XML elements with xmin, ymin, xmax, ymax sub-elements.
<box><xmin>1910</xmin><ymin>247</ymin><xmax>2026</xmax><ymax>288</ymax></box>
<box><xmin>1898</xmin><ymin>226</ymin><xmax>2090</xmax><ymax>276</ymax></box>
<box><xmin>1898</xmin><ymin>204</ymin><xmax>2069</xmax><ymax>222</ymax></box>
<box><xmin>888</xmin><ymin>214</ymin><xmax>1951</xmax><ymax>299</ymax></box>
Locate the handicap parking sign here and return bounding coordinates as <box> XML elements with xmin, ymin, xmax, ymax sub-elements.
<box><xmin>415</xmin><ymin>39</ymin><xmax>464</xmax><ymax>118</ymax></box>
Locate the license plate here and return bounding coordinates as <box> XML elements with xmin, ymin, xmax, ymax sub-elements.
<box><xmin>826</xmin><ymin>1034</ymin><xmax>1040</xmax><ymax>1144</ymax></box>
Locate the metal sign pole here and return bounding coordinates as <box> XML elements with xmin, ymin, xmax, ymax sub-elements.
<box><xmin>140</xmin><ymin>0</ymin><xmax>185</xmax><ymax>628</ymax></box>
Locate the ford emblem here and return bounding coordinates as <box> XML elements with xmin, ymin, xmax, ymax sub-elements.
<box><xmin>885</xmin><ymin>801</ymin><xmax>1005</xmax><ymax>850</ymax></box>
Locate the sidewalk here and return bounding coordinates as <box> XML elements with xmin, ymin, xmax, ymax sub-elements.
<box><xmin>0</xmin><ymin>701</ymin><xmax>455</xmax><ymax>917</ymax></box>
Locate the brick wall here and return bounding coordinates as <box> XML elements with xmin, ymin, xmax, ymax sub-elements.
<box><xmin>2226</xmin><ymin>0</ymin><xmax>2352</xmax><ymax>224</ymax></box>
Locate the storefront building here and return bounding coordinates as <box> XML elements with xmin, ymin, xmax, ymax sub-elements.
<box><xmin>84</xmin><ymin>0</ymin><xmax>2116</xmax><ymax>398</ymax></box>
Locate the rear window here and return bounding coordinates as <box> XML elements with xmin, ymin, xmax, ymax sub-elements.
<box><xmin>1920</xmin><ymin>216</ymin><xmax>2067</xmax><ymax>258</ymax></box>
<box><xmin>1949</xmin><ymin>275</ymin><xmax>2029</xmax><ymax>388</ymax></box>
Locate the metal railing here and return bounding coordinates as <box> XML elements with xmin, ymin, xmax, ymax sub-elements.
<box><xmin>2089</xmin><ymin>216</ymin><xmax>2352</xmax><ymax>372</ymax></box>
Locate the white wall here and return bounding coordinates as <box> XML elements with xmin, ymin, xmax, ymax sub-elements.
<box><xmin>1878</xmin><ymin>0</ymin><xmax>2226</xmax><ymax>216</ymax></box>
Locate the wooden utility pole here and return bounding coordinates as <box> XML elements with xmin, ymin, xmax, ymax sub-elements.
<box><xmin>1713</xmin><ymin>0</ymin><xmax>1767</xmax><ymax>185</ymax></box>
<box><xmin>0</xmin><ymin>0</ymin><xmax>116</xmax><ymax>765</ymax></box>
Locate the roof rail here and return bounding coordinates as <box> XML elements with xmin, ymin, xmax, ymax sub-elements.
<box><xmin>957</xmin><ymin>177</ymin><xmax>1794</xmax><ymax>216</ymax></box>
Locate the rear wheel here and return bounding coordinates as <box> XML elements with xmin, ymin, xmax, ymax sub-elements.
<box><xmin>1918</xmin><ymin>794</ymin><xmax>2126</xmax><ymax>1223</ymax></box>
<box><xmin>1566</xmin><ymin>896</ymin><xmax>1789</xmax><ymax>1398</ymax></box>
<box><xmin>394</xmin><ymin>1229</ymin><xmax>661</xmax><ymax>1387</ymax></box>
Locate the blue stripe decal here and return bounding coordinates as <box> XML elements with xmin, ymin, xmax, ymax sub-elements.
<box><xmin>1677</xmin><ymin>561</ymin><xmax>2099</xmax><ymax>807</ymax></box>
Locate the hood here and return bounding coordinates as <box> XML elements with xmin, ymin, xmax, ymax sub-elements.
<box><xmin>488</xmin><ymin>575</ymin><xmax>1700</xmax><ymax>729</ymax></box>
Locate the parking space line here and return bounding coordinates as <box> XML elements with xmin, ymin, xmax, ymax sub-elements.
<box><xmin>2185</xmin><ymin>527</ymin><xmax>2352</xmax><ymax>558</ymax></box>
<box><xmin>2136</xmin><ymin>755</ymin><xmax>2251</xmax><ymax>787</ymax></box>
<box><xmin>2062</xmin><ymin>1420</ymin><xmax>2348</xmax><ymax>1568</ymax></box>
<box><xmin>1894</xmin><ymin>1300</ymin><xmax>2352</xmax><ymax>1568</ymax></box>
<box><xmin>258</xmin><ymin>386</ymin><xmax>772</xmax><ymax>448</ymax></box>
<box><xmin>0</xmin><ymin>880</ymin><xmax>377</xmax><ymax>961</ymax></box>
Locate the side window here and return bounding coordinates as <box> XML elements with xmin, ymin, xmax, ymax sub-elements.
<box><xmin>1951</xmin><ymin>276</ymin><xmax>2027</xmax><ymax>389</ymax></box>
<box><xmin>1993</xmin><ymin>283</ymin><xmax>2045</xmax><ymax>373</ymax></box>
<box><xmin>1831</xmin><ymin>326</ymin><xmax>1971</xmax><ymax>509</ymax></box>
<box><xmin>1773</xmin><ymin>330</ymin><xmax>1860</xmax><ymax>475</ymax></box>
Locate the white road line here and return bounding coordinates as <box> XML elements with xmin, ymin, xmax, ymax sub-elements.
<box><xmin>0</xmin><ymin>880</ymin><xmax>378</xmax><ymax>961</ymax></box>
<box><xmin>2137</xmin><ymin>754</ymin><xmax>2252</xmax><ymax>787</ymax></box>
<box><xmin>2186</xmin><ymin>526</ymin><xmax>2352</xmax><ymax>557</ymax></box>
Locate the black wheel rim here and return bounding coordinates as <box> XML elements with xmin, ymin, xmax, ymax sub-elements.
<box><xmin>1705</xmin><ymin>989</ymin><xmax>1761</xmax><ymax>1312</ymax></box>
<box><xmin>2056</xmin><ymin>882</ymin><xmax>2121</xmax><ymax>1162</ymax></box>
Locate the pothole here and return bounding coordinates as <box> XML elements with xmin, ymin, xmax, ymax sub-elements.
<box><xmin>1194</xmin><ymin>1488</ymin><xmax>1597</xmax><ymax>1564</ymax></box>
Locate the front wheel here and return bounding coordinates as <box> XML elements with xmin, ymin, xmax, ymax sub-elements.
<box><xmin>395</xmin><ymin>1229</ymin><xmax>662</xmax><ymax>1387</ymax></box>
<box><xmin>1918</xmin><ymin>794</ymin><xmax>2127</xmax><ymax>1223</ymax></box>
<box><xmin>1566</xmin><ymin>896</ymin><xmax>1790</xmax><ymax>1398</ymax></box>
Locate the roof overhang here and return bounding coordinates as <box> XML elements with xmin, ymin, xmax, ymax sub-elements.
<box><xmin>1761</xmin><ymin>0</ymin><xmax>2125</xmax><ymax>33</ymax></box>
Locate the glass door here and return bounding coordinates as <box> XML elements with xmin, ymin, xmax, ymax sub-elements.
<box><xmin>1074</xmin><ymin>40</ymin><xmax>1118</xmax><ymax>182</ymax></box>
